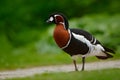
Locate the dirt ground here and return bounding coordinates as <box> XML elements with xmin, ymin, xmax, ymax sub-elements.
<box><xmin>0</xmin><ymin>60</ymin><xmax>120</xmax><ymax>79</ymax></box>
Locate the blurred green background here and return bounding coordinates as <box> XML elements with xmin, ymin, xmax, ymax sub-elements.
<box><xmin>0</xmin><ymin>0</ymin><xmax>120</xmax><ymax>70</ymax></box>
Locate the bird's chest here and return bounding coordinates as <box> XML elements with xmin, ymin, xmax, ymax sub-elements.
<box><xmin>53</xmin><ymin>24</ymin><xmax>70</xmax><ymax>48</ymax></box>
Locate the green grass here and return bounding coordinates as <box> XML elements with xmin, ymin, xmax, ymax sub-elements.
<box><xmin>0</xmin><ymin>51</ymin><xmax>71</xmax><ymax>70</ymax></box>
<box><xmin>0</xmin><ymin>49</ymin><xmax>119</xmax><ymax>71</ymax></box>
<box><xmin>6</xmin><ymin>68</ymin><xmax>120</xmax><ymax>80</ymax></box>
<box><xmin>0</xmin><ymin>42</ymin><xmax>119</xmax><ymax>71</ymax></box>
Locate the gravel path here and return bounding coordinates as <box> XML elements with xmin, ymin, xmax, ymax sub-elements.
<box><xmin>0</xmin><ymin>60</ymin><xmax>120</xmax><ymax>79</ymax></box>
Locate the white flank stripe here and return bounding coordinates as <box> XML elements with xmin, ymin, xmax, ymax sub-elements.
<box><xmin>90</xmin><ymin>36</ymin><xmax>94</xmax><ymax>43</ymax></box>
<box><xmin>93</xmin><ymin>38</ymin><xmax>96</xmax><ymax>44</ymax></box>
<box><xmin>72</xmin><ymin>32</ymin><xmax>105</xmax><ymax>56</ymax></box>
<box><xmin>61</xmin><ymin>29</ymin><xmax>71</xmax><ymax>49</ymax></box>
<box><xmin>72</xmin><ymin>32</ymin><xmax>91</xmax><ymax>47</ymax></box>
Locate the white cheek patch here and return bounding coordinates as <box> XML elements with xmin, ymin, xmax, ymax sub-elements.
<box><xmin>49</xmin><ymin>17</ymin><xmax>54</xmax><ymax>21</ymax></box>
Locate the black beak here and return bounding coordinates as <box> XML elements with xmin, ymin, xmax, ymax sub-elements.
<box><xmin>46</xmin><ymin>19</ymin><xmax>51</xmax><ymax>23</ymax></box>
<box><xmin>46</xmin><ymin>19</ymin><xmax>49</xmax><ymax>23</ymax></box>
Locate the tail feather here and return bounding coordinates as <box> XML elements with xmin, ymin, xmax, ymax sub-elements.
<box><xmin>96</xmin><ymin>52</ymin><xmax>113</xmax><ymax>59</ymax></box>
<box><xmin>96</xmin><ymin>46</ymin><xmax>115</xmax><ymax>60</ymax></box>
<box><xmin>103</xmin><ymin>46</ymin><xmax>115</xmax><ymax>54</ymax></box>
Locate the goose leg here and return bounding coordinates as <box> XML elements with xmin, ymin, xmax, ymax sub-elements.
<box><xmin>81</xmin><ymin>57</ymin><xmax>85</xmax><ymax>71</ymax></box>
<box><xmin>73</xmin><ymin>60</ymin><xmax>78</xmax><ymax>71</ymax></box>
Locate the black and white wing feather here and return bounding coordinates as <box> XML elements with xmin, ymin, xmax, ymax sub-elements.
<box><xmin>70</xmin><ymin>28</ymin><xmax>100</xmax><ymax>45</ymax></box>
<box><xmin>70</xmin><ymin>28</ymin><xmax>115</xmax><ymax>54</ymax></box>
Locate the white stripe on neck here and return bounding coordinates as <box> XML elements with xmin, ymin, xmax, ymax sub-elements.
<box><xmin>61</xmin><ymin>29</ymin><xmax>71</xmax><ymax>49</ymax></box>
<box><xmin>59</xmin><ymin>22</ymin><xmax>66</xmax><ymax>30</ymax></box>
